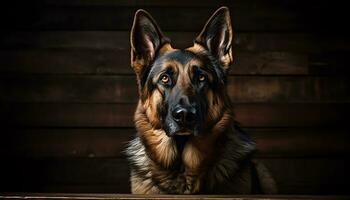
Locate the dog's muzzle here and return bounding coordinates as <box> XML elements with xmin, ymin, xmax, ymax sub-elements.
<box><xmin>172</xmin><ymin>105</ymin><xmax>196</xmax><ymax>127</ymax></box>
<box><xmin>164</xmin><ymin>105</ymin><xmax>197</xmax><ymax>136</ymax></box>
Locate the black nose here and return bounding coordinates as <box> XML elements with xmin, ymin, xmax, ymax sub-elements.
<box><xmin>172</xmin><ymin>106</ymin><xmax>196</xmax><ymax>126</ymax></box>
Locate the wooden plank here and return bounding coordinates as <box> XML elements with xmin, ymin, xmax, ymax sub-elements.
<box><xmin>258</xmin><ymin>158</ymin><xmax>350</xmax><ymax>194</ymax></box>
<box><xmin>0</xmin><ymin>50</ymin><xmax>309</xmax><ymax>75</ymax></box>
<box><xmin>309</xmin><ymin>52</ymin><xmax>349</xmax><ymax>75</ymax></box>
<box><xmin>1</xmin><ymin>2</ymin><xmax>337</xmax><ymax>31</ymax></box>
<box><xmin>3</xmin><ymin>50</ymin><xmax>350</xmax><ymax>76</ymax></box>
<box><xmin>0</xmin><ymin>158</ymin><xmax>130</xmax><ymax>193</ymax></box>
<box><xmin>228</xmin><ymin>76</ymin><xmax>350</xmax><ymax>103</ymax></box>
<box><xmin>0</xmin><ymin>75</ymin><xmax>139</xmax><ymax>103</ymax></box>
<box><xmin>251</xmin><ymin>128</ymin><xmax>350</xmax><ymax>158</ymax></box>
<box><xmin>1</xmin><ymin>128</ymin><xmax>349</xmax><ymax>158</ymax></box>
<box><xmin>1</xmin><ymin>103</ymin><xmax>348</xmax><ymax>128</ymax></box>
<box><xmin>3</xmin><ymin>49</ymin><xmax>350</xmax><ymax>75</ymax></box>
<box><xmin>0</xmin><ymin>128</ymin><xmax>135</xmax><ymax>158</ymax></box>
<box><xmin>28</xmin><ymin>7</ymin><xmax>295</xmax><ymax>32</ymax></box>
<box><xmin>232</xmin><ymin>52</ymin><xmax>308</xmax><ymax>75</ymax></box>
<box><xmin>0</xmin><ymin>194</ymin><xmax>349</xmax><ymax>200</ymax></box>
<box><xmin>0</xmin><ymin>49</ymin><xmax>132</xmax><ymax>75</ymax></box>
<box><xmin>1</xmin><ymin>32</ymin><xmax>349</xmax><ymax>54</ymax></box>
<box><xmin>1</xmin><ymin>75</ymin><xmax>349</xmax><ymax>103</ymax></box>
<box><xmin>0</xmin><ymin>158</ymin><xmax>349</xmax><ymax>194</ymax></box>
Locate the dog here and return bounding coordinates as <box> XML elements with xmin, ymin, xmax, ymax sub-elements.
<box><xmin>125</xmin><ymin>6</ymin><xmax>277</xmax><ymax>194</ymax></box>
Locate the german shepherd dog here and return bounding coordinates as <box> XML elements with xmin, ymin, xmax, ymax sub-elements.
<box><xmin>126</xmin><ymin>7</ymin><xmax>277</xmax><ymax>194</ymax></box>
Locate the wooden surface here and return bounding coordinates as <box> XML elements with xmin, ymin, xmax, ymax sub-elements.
<box><xmin>1</xmin><ymin>128</ymin><xmax>349</xmax><ymax>158</ymax></box>
<box><xmin>0</xmin><ymin>194</ymin><xmax>349</xmax><ymax>200</ymax></box>
<box><xmin>0</xmin><ymin>0</ymin><xmax>349</xmax><ymax>195</ymax></box>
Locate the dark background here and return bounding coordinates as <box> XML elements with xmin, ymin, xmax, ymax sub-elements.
<box><xmin>0</xmin><ymin>0</ymin><xmax>349</xmax><ymax>194</ymax></box>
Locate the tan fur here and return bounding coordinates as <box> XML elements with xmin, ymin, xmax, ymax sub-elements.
<box><xmin>182</xmin><ymin>142</ymin><xmax>203</xmax><ymax>171</ymax></box>
<box><xmin>131</xmin><ymin>172</ymin><xmax>162</xmax><ymax>194</ymax></box>
<box><xmin>134</xmin><ymin>102</ymin><xmax>177</xmax><ymax>168</ymax></box>
<box><xmin>144</xmin><ymin>89</ymin><xmax>162</xmax><ymax>127</ymax></box>
<box><xmin>206</xmin><ymin>90</ymin><xmax>225</xmax><ymax>125</ymax></box>
<box><xmin>182</xmin><ymin>141</ymin><xmax>205</xmax><ymax>193</ymax></box>
<box><xmin>186</xmin><ymin>43</ymin><xmax>206</xmax><ymax>55</ymax></box>
<box><xmin>220</xmin><ymin>46</ymin><xmax>233</xmax><ymax>69</ymax></box>
<box><xmin>158</xmin><ymin>43</ymin><xmax>175</xmax><ymax>55</ymax></box>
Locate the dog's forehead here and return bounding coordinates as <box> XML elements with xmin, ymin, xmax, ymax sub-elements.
<box><xmin>157</xmin><ymin>49</ymin><xmax>202</xmax><ymax>68</ymax></box>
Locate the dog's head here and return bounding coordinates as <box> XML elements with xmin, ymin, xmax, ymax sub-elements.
<box><xmin>130</xmin><ymin>7</ymin><xmax>233</xmax><ymax>137</ymax></box>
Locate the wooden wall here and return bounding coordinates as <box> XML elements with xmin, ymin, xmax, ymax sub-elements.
<box><xmin>0</xmin><ymin>0</ymin><xmax>349</xmax><ymax>194</ymax></box>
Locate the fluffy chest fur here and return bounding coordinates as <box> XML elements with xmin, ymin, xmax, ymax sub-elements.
<box><xmin>125</xmin><ymin>118</ymin><xmax>257</xmax><ymax>194</ymax></box>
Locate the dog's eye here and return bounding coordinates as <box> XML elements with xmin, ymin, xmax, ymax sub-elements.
<box><xmin>160</xmin><ymin>74</ymin><xmax>170</xmax><ymax>84</ymax></box>
<box><xmin>198</xmin><ymin>74</ymin><xmax>206</xmax><ymax>82</ymax></box>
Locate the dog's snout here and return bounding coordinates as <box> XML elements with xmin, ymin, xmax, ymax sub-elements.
<box><xmin>172</xmin><ymin>106</ymin><xmax>196</xmax><ymax>126</ymax></box>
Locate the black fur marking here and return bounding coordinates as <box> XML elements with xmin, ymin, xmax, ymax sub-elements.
<box><xmin>174</xmin><ymin>135</ymin><xmax>190</xmax><ymax>154</ymax></box>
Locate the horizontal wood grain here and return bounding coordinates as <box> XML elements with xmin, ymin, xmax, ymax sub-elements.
<box><xmin>1</xmin><ymin>128</ymin><xmax>348</xmax><ymax>158</ymax></box>
<box><xmin>309</xmin><ymin>52</ymin><xmax>349</xmax><ymax>75</ymax></box>
<box><xmin>0</xmin><ymin>50</ymin><xmax>309</xmax><ymax>75</ymax></box>
<box><xmin>1</xmin><ymin>75</ymin><xmax>349</xmax><ymax>103</ymax></box>
<box><xmin>257</xmin><ymin>158</ymin><xmax>350</xmax><ymax>194</ymax></box>
<box><xmin>1</xmin><ymin>103</ymin><xmax>348</xmax><ymax>128</ymax></box>
<box><xmin>1</xmin><ymin>2</ymin><xmax>340</xmax><ymax>32</ymax></box>
<box><xmin>2</xmin><ymin>1</ymin><xmax>322</xmax><ymax>31</ymax></box>
<box><xmin>3</xmin><ymin>49</ymin><xmax>350</xmax><ymax>75</ymax></box>
<box><xmin>1</xmin><ymin>32</ymin><xmax>349</xmax><ymax>53</ymax></box>
<box><xmin>0</xmin><ymin>158</ymin><xmax>349</xmax><ymax>194</ymax></box>
<box><xmin>0</xmin><ymin>158</ymin><xmax>130</xmax><ymax>193</ymax></box>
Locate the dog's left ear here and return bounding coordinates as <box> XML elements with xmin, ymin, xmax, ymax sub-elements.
<box><xmin>195</xmin><ymin>7</ymin><xmax>233</xmax><ymax>72</ymax></box>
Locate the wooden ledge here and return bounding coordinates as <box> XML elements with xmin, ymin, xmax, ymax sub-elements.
<box><xmin>0</xmin><ymin>194</ymin><xmax>349</xmax><ymax>200</ymax></box>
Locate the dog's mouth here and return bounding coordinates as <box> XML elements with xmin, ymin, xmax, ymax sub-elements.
<box><xmin>173</xmin><ymin>128</ymin><xmax>193</xmax><ymax>136</ymax></box>
<box><xmin>165</xmin><ymin>123</ymin><xmax>198</xmax><ymax>137</ymax></box>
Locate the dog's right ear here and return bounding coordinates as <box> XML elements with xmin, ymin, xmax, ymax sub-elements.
<box><xmin>130</xmin><ymin>9</ymin><xmax>169</xmax><ymax>78</ymax></box>
<box><xmin>195</xmin><ymin>7</ymin><xmax>233</xmax><ymax>73</ymax></box>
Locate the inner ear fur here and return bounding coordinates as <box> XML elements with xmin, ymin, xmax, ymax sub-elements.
<box><xmin>195</xmin><ymin>6</ymin><xmax>234</xmax><ymax>72</ymax></box>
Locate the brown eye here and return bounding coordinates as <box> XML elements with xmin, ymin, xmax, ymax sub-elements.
<box><xmin>160</xmin><ymin>74</ymin><xmax>170</xmax><ymax>84</ymax></box>
<box><xmin>198</xmin><ymin>74</ymin><xmax>206</xmax><ymax>82</ymax></box>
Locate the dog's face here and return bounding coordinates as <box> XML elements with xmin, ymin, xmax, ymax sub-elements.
<box><xmin>130</xmin><ymin>7</ymin><xmax>233</xmax><ymax>137</ymax></box>
<box><xmin>144</xmin><ymin>49</ymin><xmax>222</xmax><ymax>136</ymax></box>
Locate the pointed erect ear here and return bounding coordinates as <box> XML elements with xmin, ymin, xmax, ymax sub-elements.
<box><xmin>130</xmin><ymin>9</ymin><xmax>169</xmax><ymax>77</ymax></box>
<box><xmin>195</xmin><ymin>7</ymin><xmax>233</xmax><ymax>72</ymax></box>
